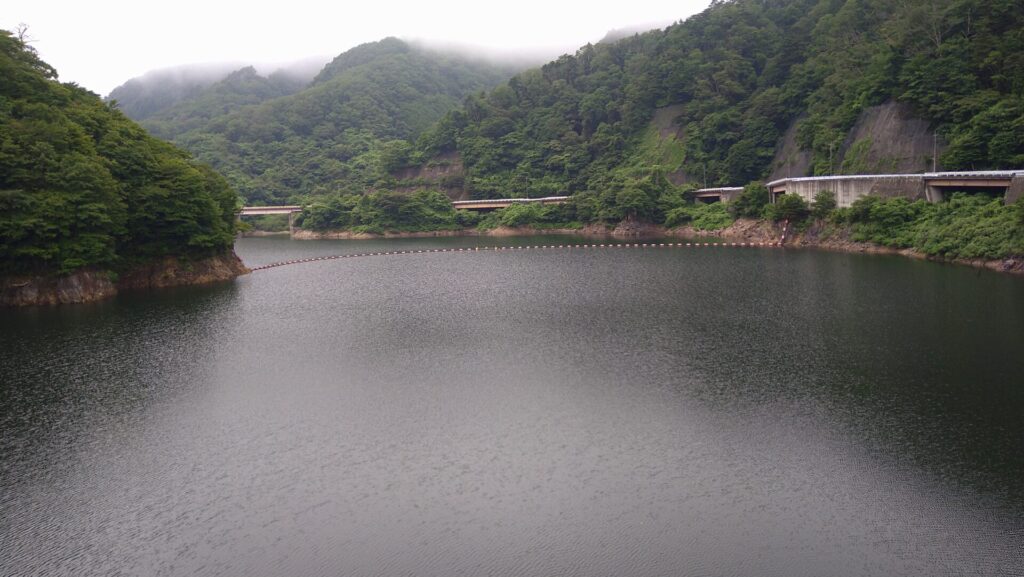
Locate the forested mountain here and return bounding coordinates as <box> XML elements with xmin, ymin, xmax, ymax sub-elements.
<box><xmin>133</xmin><ymin>38</ymin><xmax>523</xmax><ymax>204</ymax></box>
<box><xmin>408</xmin><ymin>0</ymin><xmax>1023</xmax><ymax>204</ymax></box>
<box><xmin>139</xmin><ymin>66</ymin><xmax>310</xmax><ymax>141</ymax></box>
<box><xmin>101</xmin><ymin>0</ymin><xmax>1022</xmax><ymax>214</ymax></box>
<box><xmin>107</xmin><ymin>58</ymin><xmax>324</xmax><ymax>121</ymax></box>
<box><xmin>0</xmin><ymin>30</ymin><xmax>238</xmax><ymax>276</ymax></box>
<box><xmin>108</xmin><ymin>63</ymin><xmax>252</xmax><ymax>120</ymax></box>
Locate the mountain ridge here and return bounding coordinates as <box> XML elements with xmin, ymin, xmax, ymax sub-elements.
<box><xmin>122</xmin><ymin>37</ymin><xmax>527</xmax><ymax>203</ymax></box>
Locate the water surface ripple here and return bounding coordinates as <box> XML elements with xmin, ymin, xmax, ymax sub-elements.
<box><xmin>2</xmin><ymin>236</ymin><xmax>1022</xmax><ymax>577</ymax></box>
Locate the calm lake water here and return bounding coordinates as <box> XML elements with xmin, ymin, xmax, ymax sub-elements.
<box><xmin>2</xmin><ymin>236</ymin><xmax>1023</xmax><ymax>577</ymax></box>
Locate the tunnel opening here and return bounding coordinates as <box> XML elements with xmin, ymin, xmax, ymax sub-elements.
<box><xmin>932</xmin><ymin>186</ymin><xmax>1008</xmax><ymax>202</ymax></box>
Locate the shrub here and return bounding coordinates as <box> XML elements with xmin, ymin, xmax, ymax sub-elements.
<box><xmin>297</xmin><ymin>190</ymin><xmax>460</xmax><ymax>232</ymax></box>
<box><xmin>729</xmin><ymin>182</ymin><xmax>770</xmax><ymax>218</ymax></box>
<box><xmin>843</xmin><ymin>193</ymin><xmax>1024</xmax><ymax>259</ymax></box>
<box><xmin>913</xmin><ymin>194</ymin><xmax>1022</xmax><ymax>259</ymax></box>
<box><xmin>476</xmin><ymin>202</ymin><xmax>579</xmax><ymax>230</ymax></box>
<box><xmin>246</xmin><ymin>214</ymin><xmax>290</xmax><ymax>232</ymax></box>
<box><xmin>763</xmin><ymin>193</ymin><xmax>810</xmax><ymax>222</ymax></box>
<box><xmin>455</xmin><ymin>209</ymin><xmax>480</xmax><ymax>227</ymax></box>
<box><xmin>691</xmin><ymin>203</ymin><xmax>735</xmax><ymax>230</ymax></box>
<box><xmin>665</xmin><ymin>202</ymin><xmax>734</xmax><ymax>230</ymax></box>
<box><xmin>811</xmin><ymin>190</ymin><xmax>837</xmax><ymax>219</ymax></box>
<box><xmin>663</xmin><ymin>206</ymin><xmax>694</xmax><ymax>227</ymax></box>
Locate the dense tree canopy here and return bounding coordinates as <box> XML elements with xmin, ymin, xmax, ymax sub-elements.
<box><xmin>412</xmin><ymin>0</ymin><xmax>1023</xmax><ymax>198</ymax></box>
<box><xmin>287</xmin><ymin>0</ymin><xmax>1023</xmax><ymax>260</ymax></box>
<box><xmin>0</xmin><ymin>30</ymin><xmax>238</xmax><ymax>275</ymax></box>
<box><xmin>127</xmin><ymin>0</ymin><xmax>1022</xmax><ymax>214</ymax></box>
<box><xmin>71</xmin><ymin>0</ymin><xmax>1024</xmax><ymax>263</ymax></box>
<box><xmin>138</xmin><ymin>67</ymin><xmax>308</xmax><ymax>141</ymax></box>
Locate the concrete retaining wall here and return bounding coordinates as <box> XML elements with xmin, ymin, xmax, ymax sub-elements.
<box><xmin>783</xmin><ymin>176</ymin><xmax>926</xmax><ymax>208</ymax></box>
<box><xmin>777</xmin><ymin>173</ymin><xmax>1023</xmax><ymax>207</ymax></box>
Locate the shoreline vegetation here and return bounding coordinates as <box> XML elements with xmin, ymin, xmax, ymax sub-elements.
<box><xmin>273</xmin><ymin>185</ymin><xmax>1024</xmax><ymax>275</ymax></box>
<box><xmin>277</xmin><ymin>218</ymin><xmax>1024</xmax><ymax>276</ymax></box>
<box><xmin>7</xmin><ymin>0</ymin><xmax>1024</xmax><ymax>306</ymax></box>
<box><xmin>0</xmin><ymin>31</ymin><xmax>249</xmax><ymax>307</ymax></box>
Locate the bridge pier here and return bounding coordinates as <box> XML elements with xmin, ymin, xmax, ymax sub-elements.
<box><xmin>1007</xmin><ymin>175</ymin><xmax>1024</xmax><ymax>204</ymax></box>
<box><xmin>925</xmin><ymin>185</ymin><xmax>944</xmax><ymax>203</ymax></box>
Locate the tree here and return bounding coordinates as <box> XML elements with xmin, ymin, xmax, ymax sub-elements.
<box><xmin>0</xmin><ymin>30</ymin><xmax>238</xmax><ymax>275</ymax></box>
<box><xmin>811</xmin><ymin>190</ymin><xmax>837</xmax><ymax>219</ymax></box>
<box><xmin>764</xmin><ymin>193</ymin><xmax>810</xmax><ymax>222</ymax></box>
<box><xmin>730</xmin><ymin>182</ymin><xmax>769</xmax><ymax>218</ymax></box>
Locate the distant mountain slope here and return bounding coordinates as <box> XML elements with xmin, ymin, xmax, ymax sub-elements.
<box><xmin>140</xmin><ymin>66</ymin><xmax>309</xmax><ymax>140</ymax></box>
<box><xmin>106</xmin><ymin>63</ymin><xmax>244</xmax><ymax>120</ymax></box>
<box><xmin>142</xmin><ymin>38</ymin><xmax>522</xmax><ymax>204</ymax></box>
<box><xmin>107</xmin><ymin>58</ymin><xmax>325</xmax><ymax>121</ymax></box>
<box><xmin>407</xmin><ymin>0</ymin><xmax>1023</xmax><ymax>201</ymax></box>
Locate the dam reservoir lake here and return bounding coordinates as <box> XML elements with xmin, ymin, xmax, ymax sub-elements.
<box><xmin>2</xmin><ymin>235</ymin><xmax>1023</xmax><ymax>576</ymax></box>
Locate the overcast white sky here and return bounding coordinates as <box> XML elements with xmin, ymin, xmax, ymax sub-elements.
<box><xmin>3</xmin><ymin>0</ymin><xmax>710</xmax><ymax>96</ymax></box>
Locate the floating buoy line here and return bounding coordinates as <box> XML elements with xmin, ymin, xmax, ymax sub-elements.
<box><xmin>250</xmin><ymin>240</ymin><xmax>785</xmax><ymax>271</ymax></box>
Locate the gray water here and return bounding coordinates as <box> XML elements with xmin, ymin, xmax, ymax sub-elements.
<box><xmin>2</xmin><ymin>236</ymin><xmax>1023</xmax><ymax>577</ymax></box>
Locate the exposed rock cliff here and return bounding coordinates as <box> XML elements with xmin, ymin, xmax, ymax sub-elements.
<box><xmin>392</xmin><ymin>151</ymin><xmax>469</xmax><ymax>200</ymax></box>
<box><xmin>838</xmin><ymin>102</ymin><xmax>946</xmax><ymax>174</ymax></box>
<box><xmin>1</xmin><ymin>252</ymin><xmax>249</xmax><ymax>307</ymax></box>
<box><xmin>0</xmin><ymin>271</ymin><xmax>118</xmax><ymax>307</ymax></box>
<box><xmin>768</xmin><ymin>101</ymin><xmax>946</xmax><ymax>181</ymax></box>
<box><xmin>767</xmin><ymin>118</ymin><xmax>813</xmax><ymax>181</ymax></box>
<box><xmin>117</xmin><ymin>252</ymin><xmax>250</xmax><ymax>291</ymax></box>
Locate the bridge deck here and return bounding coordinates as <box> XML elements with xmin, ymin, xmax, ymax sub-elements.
<box><xmin>239</xmin><ymin>205</ymin><xmax>302</xmax><ymax>216</ymax></box>
<box><xmin>451</xmin><ymin>196</ymin><xmax>570</xmax><ymax>210</ymax></box>
<box><xmin>241</xmin><ymin>197</ymin><xmax>571</xmax><ymax>215</ymax></box>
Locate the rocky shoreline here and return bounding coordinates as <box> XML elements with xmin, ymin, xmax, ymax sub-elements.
<box><xmin>289</xmin><ymin>221</ymin><xmax>654</xmax><ymax>240</ymax></box>
<box><xmin>682</xmin><ymin>219</ymin><xmax>1024</xmax><ymax>275</ymax></box>
<box><xmin>786</xmin><ymin>224</ymin><xmax>1024</xmax><ymax>275</ymax></box>
<box><xmin>1</xmin><ymin>252</ymin><xmax>250</xmax><ymax>307</ymax></box>
<box><xmin>290</xmin><ymin>218</ymin><xmax>1024</xmax><ymax>276</ymax></box>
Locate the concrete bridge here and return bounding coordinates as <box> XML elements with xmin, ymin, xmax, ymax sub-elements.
<box><xmin>239</xmin><ymin>197</ymin><xmax>570</xmax><ymax>218</ymax></box>
<box><xmin>767</xmin><ymin>171</ymin><xmax>1024</xmax><ymax>207</ymax></box>
<box><xmin>240</xmin><ymin>170</ymin><xmax>1024</xmax><ymax>219</ymax></box>
<box><xmin>451</xmin><ymin>196</ymin><xmax>570</xmax><ymax>211</ymax></box>
<box><xmin>239</xmin><ymin>205</ymin><xmax>303</xmax><ymax>230</ymax></box>
<box><xmin>239</xmin><ymin>206</ymin><xmax>302</xmax><ymax>216</ymax></box>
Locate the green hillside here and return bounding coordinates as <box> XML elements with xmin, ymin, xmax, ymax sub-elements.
<box><xmin>106</xmin><ymin>63</ymin><xmax>251</xmax><ymax>120</ymax></box>
<box><xmin>293</xmin><ymin>0</ymin><xmax>1022</xmax><ymax>262</ymax></box>
<box><xmin>411</xmin><ymin>0</ymin><xmax>1022</xmax><ymax>203</ymax></box>
<box><xmin>0</xmin><ymin>30</ymin><xmax>238</xmax><ymax>276</ymax></box>
<box><xmin>142</xmin><ymin>38</ymin><xmax>522</xmax><ymax>204</ymax></box>
<box><xmin>139</xmin><ymin>66</ymin><xmax>308</xmax><ymax>140</ymax></box>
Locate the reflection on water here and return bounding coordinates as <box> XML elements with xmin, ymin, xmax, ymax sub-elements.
<box><xmin>1</xmin><ymin>236</ymin><xmax>1022</xmax><ymax>577</ymax></box>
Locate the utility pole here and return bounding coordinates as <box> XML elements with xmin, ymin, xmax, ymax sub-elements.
<box><xmin>932</xmin><ymin>132</ymin><xmax>937</xmax><ymax>172</ymax></box>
